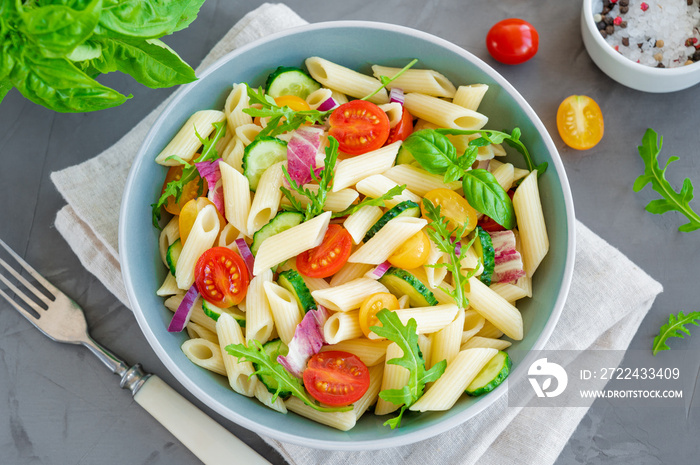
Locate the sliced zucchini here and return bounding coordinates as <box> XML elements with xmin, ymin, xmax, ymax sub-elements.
<box><xmin>242</xmin><ymin>136</ymin><xmax>288</xmax><ymax>191</ymax></box>
<box><xmin>379</xmin><ymin>267</ymin><xmax>438</xmax><ymax>307</ymax></box>
<box><xmin>363</xmin><ymin>200</ymin><xmax>421</xmax><ymax>243</ymax></box>
<box><xmin>278</xmin><ymin>269</ymin><xmax>316</xmax><ymax>313</ymax></box>
<box><xmin>251</xmin><ymin>211</ymin><xmax>304</xmax><ymax>255</ymax></box>
<box><xmin>254</xmin><ymin>339</ymin><xmax>291</xmax><ymax>397</ymax></box>
<box><xmin>265</xmin><ymin>66</ymin><xmax>321</xmax><ymax>99</ymax></box>
<box><xmin>201</xmin><ymin>301</ymin><xmax>246</xmax><ymax>328</ymax></box>
<box><xmin>166</xmin><ymin>239</ymin><xmax>183</xmax><ymax>277</ymax></box>
<box><xmin>466</xmin><ymin>350</ymin><xmax>511</xmax><ymax>396</ymax></box>
<box><xmin>473</xmin><ymin>226</ymin><xmax>495</xmax><ymax>286</ymax></box>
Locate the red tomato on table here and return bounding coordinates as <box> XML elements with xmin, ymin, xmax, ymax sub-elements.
<box><xmin>195</xmin><ymin>247</ymin><xmax>249</xmax><ymax>307</ymax></box>
<box><xmin>303</xmin><ymin>351</ymin><xmax>370</xmax><ymax>406</ymax></box>
<box><xmin>329</xmin><ymin>100</ymin><xmax>390</xmax><ymax>155</ymax></box>
<box><xmin>296</xmin><ymin>224</ymin><xmax>352</xmax><ymax>278</ymax></box>
<box><xmin>486</xmin><ymin>18</ymin><xmax>539</xmax><ymax>65</ymax></box>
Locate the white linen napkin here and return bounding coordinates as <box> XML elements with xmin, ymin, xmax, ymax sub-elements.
<box><xmin>50</xmin><ymin>4</ymin><xmax>663</xmax><ymax>465</ymax></box>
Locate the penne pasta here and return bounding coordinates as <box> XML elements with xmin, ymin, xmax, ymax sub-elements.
<box><xmin>155</xmin><ymin>110</ymin><xmax>226</xmax><ymax>165</ymax></box>
<box><xmin>305</xmin><ymin>57</ymin><xmax>389</xmax><ymax>105</ymax></box>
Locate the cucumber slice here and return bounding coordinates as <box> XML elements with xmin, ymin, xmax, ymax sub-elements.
<box><xmin>363</xmin><ymin>200</ymin><xmax>421</xmax><ymax>243</ymax></box>
<box><xmin>242</xmin><ymin>136</ymin><xmax>288</xmax><ymax>191</ymax></box>
<box><xmin>166</xmin><ymin>239</ymin><xmax>183</xmax><ymax>277</ymax></box>
<box><xmin>466</xmin><ymin>350</ymin><xmax>511</xmax><ymax>396</ymax></box>
<box><xmin>473</xmin><ymin>226</ymin><xmax>495</xmax><ymax>286</ymax></box>
<box><xmin>251</xmin><ymin>211</ymin><xmax>304</xmax><ymax>255</ymax></box>
<box><xmin>201</xmin><ymin>301</ymin><xmax>246</xmax><ymax>327</ymax></box>
<box><xmin>254</xmin><ymin>339</ymin><xmax>291</xmax><ymax>397</ymax></box>
<box><xmin>278</xmin><ymin>269</ymin><xmax>316</xmax><ymax>314</ymax></box>
<box><xmin>395</xmin><ymin>145</ymin><xmax>416</xmax><ymax>165</ymax></box>
<box><xmin>265</xmin><ymin>66</ymin><xmax>321</xmax><ymax>99</ymax></box>
<box><xmin>379</xmin><ymin>267</ymin><xmax>438</xmax><ymax>307</ymax></box>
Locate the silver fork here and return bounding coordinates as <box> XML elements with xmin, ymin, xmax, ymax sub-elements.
<box><xmin>0</xmin><ymin>238</ymin><xmax>271</xmax><ymax>465</ymax></box>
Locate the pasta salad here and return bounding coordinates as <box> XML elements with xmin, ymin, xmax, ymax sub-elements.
<box><xmin>152</xmin><ymin>57</ymin><xmax>549</xmax><ymax>431</ymax></box>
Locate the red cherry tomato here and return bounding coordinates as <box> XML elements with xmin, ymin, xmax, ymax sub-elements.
<box><xmin>195</xmin><ymin>247</ymin><xmax>249</xmax><ymax>307</ymax></box>
<box><xmin>296</xmin><ymin>224</ymin><xmax>352</xmax><ymax>278</ymax></box>
<box><xmin>486</xmin><ymin>18</ymin><xmax>539</xmax><ymax>65</ymax></box>
<box><xmin>385</xmin><ymin>107</ymin><xmax>414</xmax><ymax>145</ymax></box>
<box><xmin>329</xmin><ymin>100</ymin><xmax>390</xmax><ymax>155</ymax></box>
<box><xmin>303</xmin><ymin>351</ymin><xmax>370</xmax><ymax>406</ymax></box>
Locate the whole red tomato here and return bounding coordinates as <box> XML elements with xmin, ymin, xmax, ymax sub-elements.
<box><xmin>486</xmin><ymin>18</ymin><xmax>539</xmax><ymax>65</ymax></box>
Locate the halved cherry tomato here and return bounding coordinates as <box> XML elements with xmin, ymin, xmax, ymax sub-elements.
<box><xmin>388</xmin><ymin>230</ymin><xmax>431</xmax><ymax>269</ymax></box>
<box><xmin>486</xmin><ymin>18</ymin><xmax>539</xmax><ymax>65</ymax></box>
<box><xmin>385</xmin><ymin>108</ymin><xmax>414</xmax><ymax>145</ymax></box>
<box><xmin>195</xmin><ymin>247</ymin><xmax>249</xmax><ymax>307</ymax></box>
<box><xmin>358</xmin><ymin>292</ymin><xmax>400</xmax><ymax>339</ymax></box>
<box><xmin>556</xmin><ymin>95</ymin><xmax>604</xmax><ymax>150</ymax></box>
<box><xmin>328</xmin><ymin>100</ymin><xmax>390</xmax><ymax>155</ymax></box>
<box><xmin>296</xmin><ymin>224</ymin><xmax>352</xmax><ymax>278</ymax></box>
<box><xmin>179</xmin><ymin>197</ymin><xmax>226</xmax><ymax>244</ymax></box>
<box><xmin>274</xmin><ymin>95</ymin><xmax>311</xmax><ymax>111</ymax></box>
<box><xmin>161</xmin><ymin>166</ymin><xmax>206</xmax><ymax>215</ymax></box>
<box><xmin>422</xmin><ymin>188</ymin><xmax>478</xmax><ymax>234</ymax></box>
<box><xmin>303</xmin><ymin>351</ymin><xmax>370</xmax><ymax>406</ymax></box>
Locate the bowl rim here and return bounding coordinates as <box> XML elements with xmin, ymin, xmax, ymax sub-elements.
<box><xmin>581</xmin><ymin>0</ymin><xmax>700</xmax><ymax>75</ymax></box>
<box><xmin>119</xmin><ymin>19</ymin><xmax>576</xmax><ymax>450</ymax></box>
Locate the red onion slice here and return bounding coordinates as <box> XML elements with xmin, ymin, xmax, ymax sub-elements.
<box><xmin>167</xmin><ymin>284</ymin><xmax>199</xmax><ymax>332</ymax></box>
<box><xmin>369</xmin><ymin>261</ymin><xmax>392</xmax><ymax>279</ymax></box>
<box><xmin>235</xmin><ymin>238</ymin><xmax>255</xmax><ymax>276</ymax></box>
<box><xmin>389</xmin><ymin>87</ymin><xmax>405</xmax><ymax>105</ymax></box>
<box><xmin>316</xmin><ymin>97</ymin><xmax>337</xmax><ymax>112</ymax></box>
<box><xmin>277</xmin><ymin>305</ymin><xmax>329</xmax><ymax>377</ymax></box>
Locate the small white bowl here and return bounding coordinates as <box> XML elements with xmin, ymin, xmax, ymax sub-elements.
<box><xmin>581</xmin><ymin>0</ymin><xmax>700</xmax><ymax>92</ymax></box>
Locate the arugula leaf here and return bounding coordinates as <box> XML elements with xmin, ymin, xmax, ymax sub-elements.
<box><xmin>151</xmin><ymin>121</ymin><xmax>227</xmax><ymax>227</ymax></box>
<box><xmin>633</xmin><ymin>129</ymin><xmax>700</xmax><ymax>232</ymax></box>
<box><xmin>225</xmin><ymin>340</ymin><xmax>351</xmax><ymax>413</ymax></box>
<box><xmin>88</xmin><ymin>37</ymin><xmax>196</xmax><ymax>88</ymax></box>
<box><xmin>370</xmin><ymin>309</ymin><xmax>446</xmax><ymax>429</ymax></box>
<box><xmin>361</xmin><ymin>58</ymin><xmax>418</xmax><ymax>102</ymax></box>
<box><xmin>331</xmin><ymin>184</ymin><xmax>406</xmax><ymax>218</ymax></box>
<box><xmin>462</xmin><ymin>169</ymin><xmax>515</xmax><ymax>229</ymax></box>
<box><xmin>652</xmin><ymin>311</ymin><xmax>700</xmax><ymax>355</ymax></box>
<box><xmin>436</xmin><ymin>128</ymin><xmax>547</xmax><ymax>175</ymax></box>
<box><xmin>421</xmin><ymin>198</ymin><xmax>478</xmax><ymax>309</ymax></box>
<box><xmin>280</xmin><ymin>136</ymin><xmax>339</xmax><ymax>221</ymax></box>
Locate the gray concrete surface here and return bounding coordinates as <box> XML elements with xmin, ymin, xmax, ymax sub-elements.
<box><xmin>1</xmin><ymin>1</ymin><xmax>699</xmax><ymax>464</ymax></box>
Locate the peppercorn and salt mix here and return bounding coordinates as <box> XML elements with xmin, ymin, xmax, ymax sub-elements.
<box><xmin>593</xmin><ymin>0</ymin><xmax>700</xmax><ymax>68</ymax></box>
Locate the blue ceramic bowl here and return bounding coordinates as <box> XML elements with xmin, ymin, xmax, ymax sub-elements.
<box><xmin>120</xmin><ymin>21</ymin><xmax>575</xmax><ymax>450</ymax></box>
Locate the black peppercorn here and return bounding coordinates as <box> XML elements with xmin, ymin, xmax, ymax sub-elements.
<box><xmin>620</xmin><ymin>0</ymin><xmax>629</xmax><ymax>6</ymax></box>
<box><xmin>604</xmin><ymin>15</ymin><xmax>614</xmax><ymax>25</ymax></box>
<box><xmin>605</xmin><ymin>25</ymin><xmax>614</xmax><ymax>35</ymax></box>
<box><xmin>597</xmin><ymin>21</ymin><xmax>607</xmax><ymax>30</ymax></box>
<box><xmin>622</xmin><ymin>37</ymin><xmax>630</xmax><ymax>46</ymax></box>
<box><xmin>620</xmin><ymin>5</ymin><xmax>629</xmax><ymax>13</ymax></box>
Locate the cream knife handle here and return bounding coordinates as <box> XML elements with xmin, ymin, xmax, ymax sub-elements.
<box><xmin>133</xmin><ymin>375</ymin><xmax>272</xmax><ymax>465</ymax></box>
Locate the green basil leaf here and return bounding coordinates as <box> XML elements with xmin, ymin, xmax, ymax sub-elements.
<box><xmin>173</xmin><ymin>0</ymin><xmax>206</xmax><ymax>32</ymax></box>
<box><xmin>66</xmin><ymin>40</ymin><xmax>103</xmax><ymax>61</ymax></box>
<box><xmin>0</xmin><ymin>41</ymin><xmax>16</xmax><ymax>80</ymax></box>
<box><xmin>10</xmin><ymin>53</ymin><xmax>129</xmax><ymax>112</ymax></box>
<box><xmin>401</xmin><ymin>129</ymin><xmax>458</xmax><ymax>174</ymax></box>
<box><xmin>443</xmin><ymin>165</ymin><xmax>464</xmax><ymax>184</ymax></box>
<box><xmin>90</xmin><ymin>38</ymin><xmax>196</xmax><ymax>88</ymax></box>
<box><xmin>19</xmin><ymin>0</ymin><xmax>102</xmax><ymax>58</ymax></box>
<box><xmin>458</xmin><ymin>146</ymin><xmax>478</xmax><ymax>170</ymax></box>
<box><xmin>97</xmin><ymin>0</ymin><xmax>200</xmax><ymax>39</ymax></box>
<box><xmin>0</xmin><ymin>79</ymin><xmax>12</xmax><ymax>104</ymax></box>
<box><xmin>462</xmin><ymin>169</ymin><xmax>515</xmax><ymax>229</ymax></box>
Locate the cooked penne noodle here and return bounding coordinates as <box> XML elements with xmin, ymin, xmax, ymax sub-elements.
<box><xmin>324</xmin><ymin>310</ymin><xmax>363</xmax><ymax>344</ymax></box>
<box><xmin>378</xmin><ymin>102</ymin><xmax>404</xmax><ymax>127</ymax></box>
<box><xmin>186</xmin><ymin>321</ymin><xmax>219</xmax><ymax>344</ymax></box>
<box><xmin>159</xmin><ymin>216</ymin><xmax>180</xmax><ymax>267</ymax></box>
<box><xmin>217</xmin><ymin>223</ymin><xmax>241</xmax><ymax>250</ymax></box>
<box><xmin>221</xmin><ymin>136</ymin><xmax>245</xmax><ymax>173</ymax></box>
<box><xmin>465</xmin><ymin>276</ymin><xmax>523</xmax><ymax>340</ymax></box>
<box><xmin>424</xmin><ymin>239</ymin><xmax>448</xmax><ymax>289</ymax></box>
<box><xmin>418</xmin><ymin>333</ymin><xmax>433</xmax><ymax>369</ymax></box>
<box><xmin>332</xmin><ymin>142</ymin><xmax>401</xmax><ymax>191</ymax></box>
<box><xmin>476</xmin><ymin>319</ymin><xmax>504</xmax><ymax>339</ymax></box>
<box><xmin>245</xmin><ymin>269</ymin><xmax>274</xmax><ymax>344</ymax></box>
<box><xmin>330</xmin><ymin>262</ymin><xmax>374</xmax><ymax>287</ymax></box>
<box><xmin>280</xmin><ymin>185</ymin><xmax>359</xmax><ymax>212</ymax></box>
<box><xmin>355</xmin><ymin>174</ymin><xmax>421</xmax><ymax>208</ymax></box>
<box><xmin>394</xmin><ymin>304</ymin><xmax>460</xmax><ymax>334</ymax></box>
<box><xmin>513</xmin><ymin>171</ymin><xmax>549</xmax><ymax>277</ymax></box>
<box><xmin>375</xmin><ymin>343</ymin><xmax>410</xmax><ymax>415</ymax></box>
<box><xmin>284</xmin><ymin>397</ymin><xmax>356</xmax><ymax>431</ymax></box>
<box><xmin>348</xmin><ymin>217</ymin><xmax>428</xmax><ymax>265</ymax></box>
<box><xmin>263</xmin><ymin>281</ymin><xmax>301</xmax><ymax>345</ymax></box>
<box><xmin>490</xmin><ymin>282</ymin><xmax>530</xmax><ymax>303</ymax></box>
<box><xmin>461</xmin><ymin>336</ymin><xmax>512</xmax><ymax>351</ymax></box>
<box><xmin>354</xmin><ymin>364</ymin><xmax>384</xmax><ymax>420</ymax></box>
<box><xmin>383</xmin><ymin>164</ymin><xmax>461</xmax><ymax>197</ymax></box>
<box><xmin>156</xmin><ymin>272</ymin><xmax>180</xmax><ymax>296</ymax></box>
<box><xmin>403</xmin><ymin>93</ymin><xmax>488</xmax><ymax>131</ymax></box>
<box><xmin>225</xmin><ymin>83</ymin><xmax>253</xmax><ymax>131</ymax></box>
<box><xmin>216</xmin><ymin>313</ymin><xmax>258</xmax><ymax>397</ymax></box>
<box><xmin>254</xmin><ymin>382</ymin><xmax>288</xmax><ymax>414</ymax></box>
<box><xmin>305</xmin><ymin>57</ymin><xmax>389</xmax><ymax>105</ymax></box>
<box><xmin>490</xmin><ymin>162</ymin><xmax>515</xmax><ymax>192</ymax></box>
<box><xmin>430</xmin><ymin>308</ymin><xmax>465</xmax><ymax>367</ymax></box>
<box><xmin>312</xmin><ymin>278</ymin><xmax>389</xmax><ymax>312</ymax></box>
<box><xmin>175</xmin><ymin>205</ymin><xmax>220</xmax><ymax>289</ymax></box>
<box><xmin>343</xmin><ymin>205</ymin><xmax>383</xmax><ymax>245</ymax></box>
<box><xmin>372</xmin><ymin>65</ymin><xmax>457</xmax><ymax>98</ymax></box>
<box><xmin>155</xmin><ymin>110</ymin><xmax>226</xmax><ymax>165</ymax></box>
<box><xmin>181</xmin><ymin>338</ymin><xmax>226</xmax><ymax>376</ymax></box>
<box><xmin>247</xmin><ymin>162</ymin><xmax>284</xmax><ymax>234</ymax></box>
<box><xmin>220</xmin><ymin>161</ymin><xmax>251</xmax><ymax>238</ymax></box>
<box><xmin>461</xmin><ymin>309</ymin><xmax>486</xmax><ymax>344</ymax></box>
<box><xmin>235</xmin><ymin>123</ymin><xmax>263</xmax><ymax>146</ymax></box>
<box><xmin>452</xmin><ymin>84</ymin><xmax>489</xmax><ymax>111</ymax></box>
<box><xmin>410</xmin><ymin>348</ymin><xmax>497</xmax><ymax>412</ymax></box>
<box><xmin>321</xmin><ymin>338</ymin><xmax>391</xmax><ymax>367</ymax></box>
<box><xmin>306</xmin><ymin>88</ymin><xmax>334</xmax><ymax>110</ymax></box>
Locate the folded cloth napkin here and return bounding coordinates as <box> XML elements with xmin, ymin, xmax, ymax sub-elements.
<box><xmin>50</xmin><ymin>3</ymin><xmax>663</xmax><ymax>465</ymax></box>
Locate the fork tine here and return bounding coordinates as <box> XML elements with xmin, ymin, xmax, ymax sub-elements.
<box><xmin>0</xmin><ymin>285</ymin><xmax>41</xmax><ymax>324</ymax></box>
<box><xmin>0</xmin><ymin>238</ymin><xmax>60</xmax><ymax>296</ymax></box>
<box><xmin>0</xmin><ymin>256</ymin><xmax>54</xmax><ymax>305</ymax></box>
<box><xmin>0</xmin><ymin>271</ymin><xmax>48</xmax><ymax>315</ymax></box>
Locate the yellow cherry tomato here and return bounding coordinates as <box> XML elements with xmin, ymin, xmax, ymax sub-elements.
<box><xmin>274</xmin><ymin>95</ymin><xmax>311</xmax><ymax>111</ymax></box>
<box><xmin>161</xmin><ymin>166</ymin><xmax>205</xmax><ymax>216</ymax></box>
<box><xmin>556</xmin><ymin>95</ymin><xmax>604</xmax><ymax>150</ymax></box>
<box><xmin>422</xmin><ymin>188</ymin><xmax>478</xmax><ymax>234</ymax></box>
<box><xmin>388</xmin><ymin>230</ymin><xmax>431</xmax><ymax>269</ymax></box>
<box><xmin>179</xmin><ymin>197</ymin><xmax>226</xmax><ymax>244</ymax></box>
<box><xmin>358</xmin><ymin>292</ymin><xmax>400</xmax><ymax>339</ymax></box>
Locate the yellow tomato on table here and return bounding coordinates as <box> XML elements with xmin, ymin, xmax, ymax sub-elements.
<box><xmin>556</xmin><ymin>95</ymin><xmax>604</xmax><ymax>150</ymax></box>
